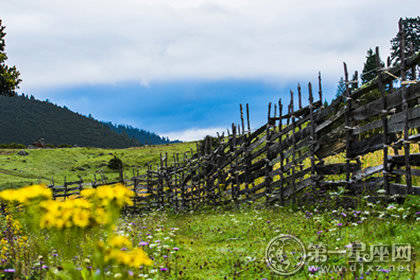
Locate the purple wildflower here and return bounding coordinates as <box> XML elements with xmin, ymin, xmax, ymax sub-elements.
<box><xmin>337</xmin><ymin>223</ymin><xmax>343</xmax><ymax>227</ymax></box>
<box><xmin>341</xmin><ymin>212</ymin><xmax>347</xmax><ymax>217</ymax></box>
<box><xmin>139</xmin><ymin>241</ymin><xmax>149</xmax><ymax>246</ymax></box>
<box><xmin>317</xmin><ymin>231</ymin><xmax>323</xmax><ymax>235</ymax></box>
<box><xmin>160</xmin><ymin>267</ymin><xmax>168</xmax><ymax>272</ymax></box>
<box><xmin>128</xmin><ymin>270</ymin><xmax>134</xmax><ymax>276</ymax></box>
<box><xmin>4</xmin><ymin>268</ymin><xmax>15</xmax><ymax>273</ymax></box>
<box><xmin>416</xmin><ymin>211</ymin><xmax>420</xmax><ymax>215</ymax></box>
<box><xmin>308</xmin><ymin>266</ymin><xmax>319</xmax><ymax>274</ymax></box>
<box><xmin>163</xmin><ymin>255</ymin><xmax>168</xmax><ymax>259</ymax></box>
<box><xmin>173</xmin><ymin>247</ymin><xmax>179</xmax><ymax>251</ymax></box>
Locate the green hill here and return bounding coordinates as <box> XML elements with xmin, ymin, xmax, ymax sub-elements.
<box><xmin>0</xmin><ymin>142</ymin><xmax>196</xmax><ymax>189</ymax></box>
<box><xmin>0</xmin><ymin>94</ymin><xmax>173</xmax><ymax>148</ymax></box>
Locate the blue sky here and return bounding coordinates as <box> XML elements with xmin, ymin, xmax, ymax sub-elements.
<box><xmin>35</xmin><ymin>78</ymin><xmax>330</xmax><ymax>140</ymax></box>
<box><xmin>2</xmin><ymin>0</ymin><xmax>419</xmax><ymax>140</ymax></box>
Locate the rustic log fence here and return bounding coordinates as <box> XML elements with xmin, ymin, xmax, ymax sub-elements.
<box><xmin>48</xmin><ymin>22</ymin><xmax>420</xmax><ymax>211</ymax></box>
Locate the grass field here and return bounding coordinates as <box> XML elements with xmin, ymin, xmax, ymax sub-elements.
<box><xmin>1</xmin><ymin>192</ymin><xmax>418</xmax><ymax>279</ymax></box>
<box><xmin>0</xmin><ymin>142</ymin><xmax>419</xmax><ymax>279</ymax></box>
<box><xmin>0</xmin><ymin>142</ymin><xmax>196</xmax><ymax>189</ymax></box>
<box><xmin>132</xmin><ymin>201</ymin><xmax>420</xmax><ymax>279</ymax></box>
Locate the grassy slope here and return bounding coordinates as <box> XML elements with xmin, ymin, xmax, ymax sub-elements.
<box><xmin>0</xmin><ymin>142</ymin><xmax>196</xmax><ymax>189</ymax></box>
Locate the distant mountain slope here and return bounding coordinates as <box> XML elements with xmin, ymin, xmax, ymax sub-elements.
<box><xmin>103</xmin><ymin>122</ymin><xmax>180</xmax><ymax>145</ymax></box>
<box><xmin>0</xmin><ymin>95</ymin><xmax>174</xmax><ymax>148</ymax></box>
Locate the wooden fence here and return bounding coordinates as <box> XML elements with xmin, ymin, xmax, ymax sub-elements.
<box><xmin>49</xmin><ymin>22</ymin><xmax>420</xmax><ymax>211</ymax></box>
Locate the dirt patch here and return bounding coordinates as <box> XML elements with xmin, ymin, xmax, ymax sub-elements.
<box><xmin>0</xmin><ymin>150</ymin><xmax>16</xmax><ymax>155</ymax></box>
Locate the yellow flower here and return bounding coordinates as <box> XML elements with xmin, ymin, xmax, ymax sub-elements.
<box><xmin>83</xmin><ymin>184</ymin><xmax>134</xmax><ymax>208</ymax></box>
<box><xmin>80</xmin><ymin>188</ymin><xmax>95</xmax><ymax>198</ymax></box>
<box><xmin>40</xmin><ymin>212</ymin><xmax>56</xmax><ymax>229</ymax></box>
<box><xmin>72</xmin><ymin>209</ymin><xmax>91</xmax><ymax>228</ymax></box>
<box><xmin>0</xmin><ymin>184</ymin><xmax>52</xmax><ymax>204</ymax></box>
<box><xmin>109</xmin><ymin>235</ymin><xmax>132</xmax><ymax>249</ymax></box>
<box><xmin>94</xmin><ymin>207</ymin><xmax>110</xmax><ymax>225</ymax></box>
<box><xmin>127</xmin><ymin>248</ymin><xmax>153</xmax><ymax>267</ymax></box>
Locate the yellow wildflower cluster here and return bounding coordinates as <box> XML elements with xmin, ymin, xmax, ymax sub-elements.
<box><xmin>109</xmin><ymin>235</ymin><xmax>132</xmax><ymax>249</ymax></box>
<box><xmin>98</xmin><ymin>235</ymin><xmax>152</xmax><ymax>268</ymax></box>
<box><xmin>39</xmin><ymin>198</ymin><xmax>93</xmax><ymax>229</ymax></box>
<box><xmin>6</xmin><ymin>214</ymin><xmax>22</xmax><ymax>235</ymax></box>
<box><xmin>38</xmin><ymin>184</ymin><xmax>135</xmax><ymax>229</ymax></box>
<box><xmin>1</xmin><ymin>214</ymin><xmax>29</xmax><ymax>260</ymax></box>
<box><xmin>0</xmin><ymin>184</ymin><xmax>52</xmax><ymax>204</ymax></box>
<box><xmin>81</xmin><ymin>184</ymin><xmax>134</xmax><ymax>207</ymax></box>
<box><xmin>0</xmin><ymin>238</ymin><xmax>8</xmax><ymax>260</ymax></box>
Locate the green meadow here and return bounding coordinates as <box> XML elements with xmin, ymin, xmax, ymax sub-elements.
<box><xmin>0</xmin><ymin>143</ymin><xmax>419</xmax><ymax>279</ymax></box>
<box><xmin>0</xmin><ymin>142</ymin><xmax>196</xmax><ymax>189</ymax></box>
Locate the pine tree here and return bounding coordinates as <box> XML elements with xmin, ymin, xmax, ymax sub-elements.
<box><xmin>361</xmin><ymin>48</ymin><xmax>384</xmax><ymax>84</ymax></box>
<box><xmin>0</xmin><ymin>19</ymin><xmax>21</xmax><ymax>96</ymax></box>
<box><xmin>336</xmin><ymin>77</ymin><xmax>346</xmax><ymax>98</ymax></box>
<box><xmin>390</xmin><ymin>17</ymin><xmax>420</xmax><ymax>64</ymax></box>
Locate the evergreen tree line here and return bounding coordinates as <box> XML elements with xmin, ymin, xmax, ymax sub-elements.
<box><xmin>335</xmin><ymin>17</ymin><xmax>419</xmax><ymax>98</ymax></box>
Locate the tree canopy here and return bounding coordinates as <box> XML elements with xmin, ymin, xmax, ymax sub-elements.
<box><xmin>0</xmin><ymin>19</ymin><xmax>21</xmax><ymax>96</ymax></box>
<box><xmin>390</xmin><ymin>17</ymin><xmax>420</xmax><ymax>64</ymax></box>
<box><xmin>361</xmin><ymin>48</ymin><xmax>384</xmax><ymax>84</ymax></box>
<box><xmin>336</xmin><ymin>77</ymin><xmax>346</xmax><ymax>98</ymax></box>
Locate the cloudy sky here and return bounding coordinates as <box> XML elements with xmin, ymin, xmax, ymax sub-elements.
<box><xmin>2</xmin><ymin>0</ymin><xmax>419</xmax><ymax>141</ymax></box>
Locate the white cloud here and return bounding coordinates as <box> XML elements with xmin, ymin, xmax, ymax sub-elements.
<box><xmin>2</xmin><ymin>0</ymin><xmax>419</xmax><ymax>90</ymax></box>
<box><xmin>161</xmin><ymin>127</ymin><xmax>225</xmax><ymax>142</ymax></box>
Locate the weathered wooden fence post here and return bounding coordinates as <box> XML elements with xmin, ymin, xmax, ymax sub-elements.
<box><xmin>290</xmin><ymin>91</ymin><xmax>297</xmax><ymax>205</ymax></box>
<box><xmin>265</xmin><ymin>102</ymin><xmax>274</xmax><ymax>205</ymax></box>
<box><xmin>318</xmin><ymin>71</ymin><xmax>323</xmax><ymax>107</ymax></box>
<box><xmin>173</xmin><ymin>153</ymin><xmax>179</xmax><ymax>212</ymax></box>
<box><xmin>399</xmin><ymin>19</ymin><xmax>412</xmax><ymax>194</ymax></box>
<box><xmin>132</xmin><ymin>169</ymin><xmax>138</xmax><ymax>206</ymax></box>
<box><xmin>297</xmin><ymin>84</ymin><xmax>303</xmax><ymax>172</ymax></box>
<box><xmin>159</xmin><ymin>153</ymin><xmax>164</xmax><ymax>207</ymax></box>
<box><xmin>164</xmin><ymin>152</ymin><xmax>172</xmax><ymax>208</ymax></box>
<box><xmin>308</xmin><ymin>83</ymin><xmax>317</xmax><ymax>193</ymax></box>
<box><xmin>181</xmin><ymin>153</ymin><xmax>186</xmax><ymax>210</ymax></box>
<box><xmin>278</xmin><ymin>99</ymin><xmax>284</xmax><ymax>205</ymax></box>
<box><xmin>246</xmin><ymin>103</ymin><xmax>251</xmax><ymax>135</ymax></box>
<box><xmin>232</xmin><ymin>123</ymin><xmax>239</xmax><ymax>208</ymax></box>
<box><xmin>240</xmin><ymin>104</ymin><xmax>245</xmax><ymax>135</ymax></box>
<box><xmin>64</xmin><ymin>176</ymin><xmax>68</xmax><ymax>200</ymax></box>
<box><xmin>343</xmin><ymin>62</ymin><xmax>353</xmax><ymax>192</ymax></box>
<box><xmin>78</xmin><ymin>175</ymin><xmax>83</xmax><ymax>197</ymax></box>
<box><xmin>375</xmin><ymin>47</ymin><xmax>390</xmax><ymax>195</ymax></box>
